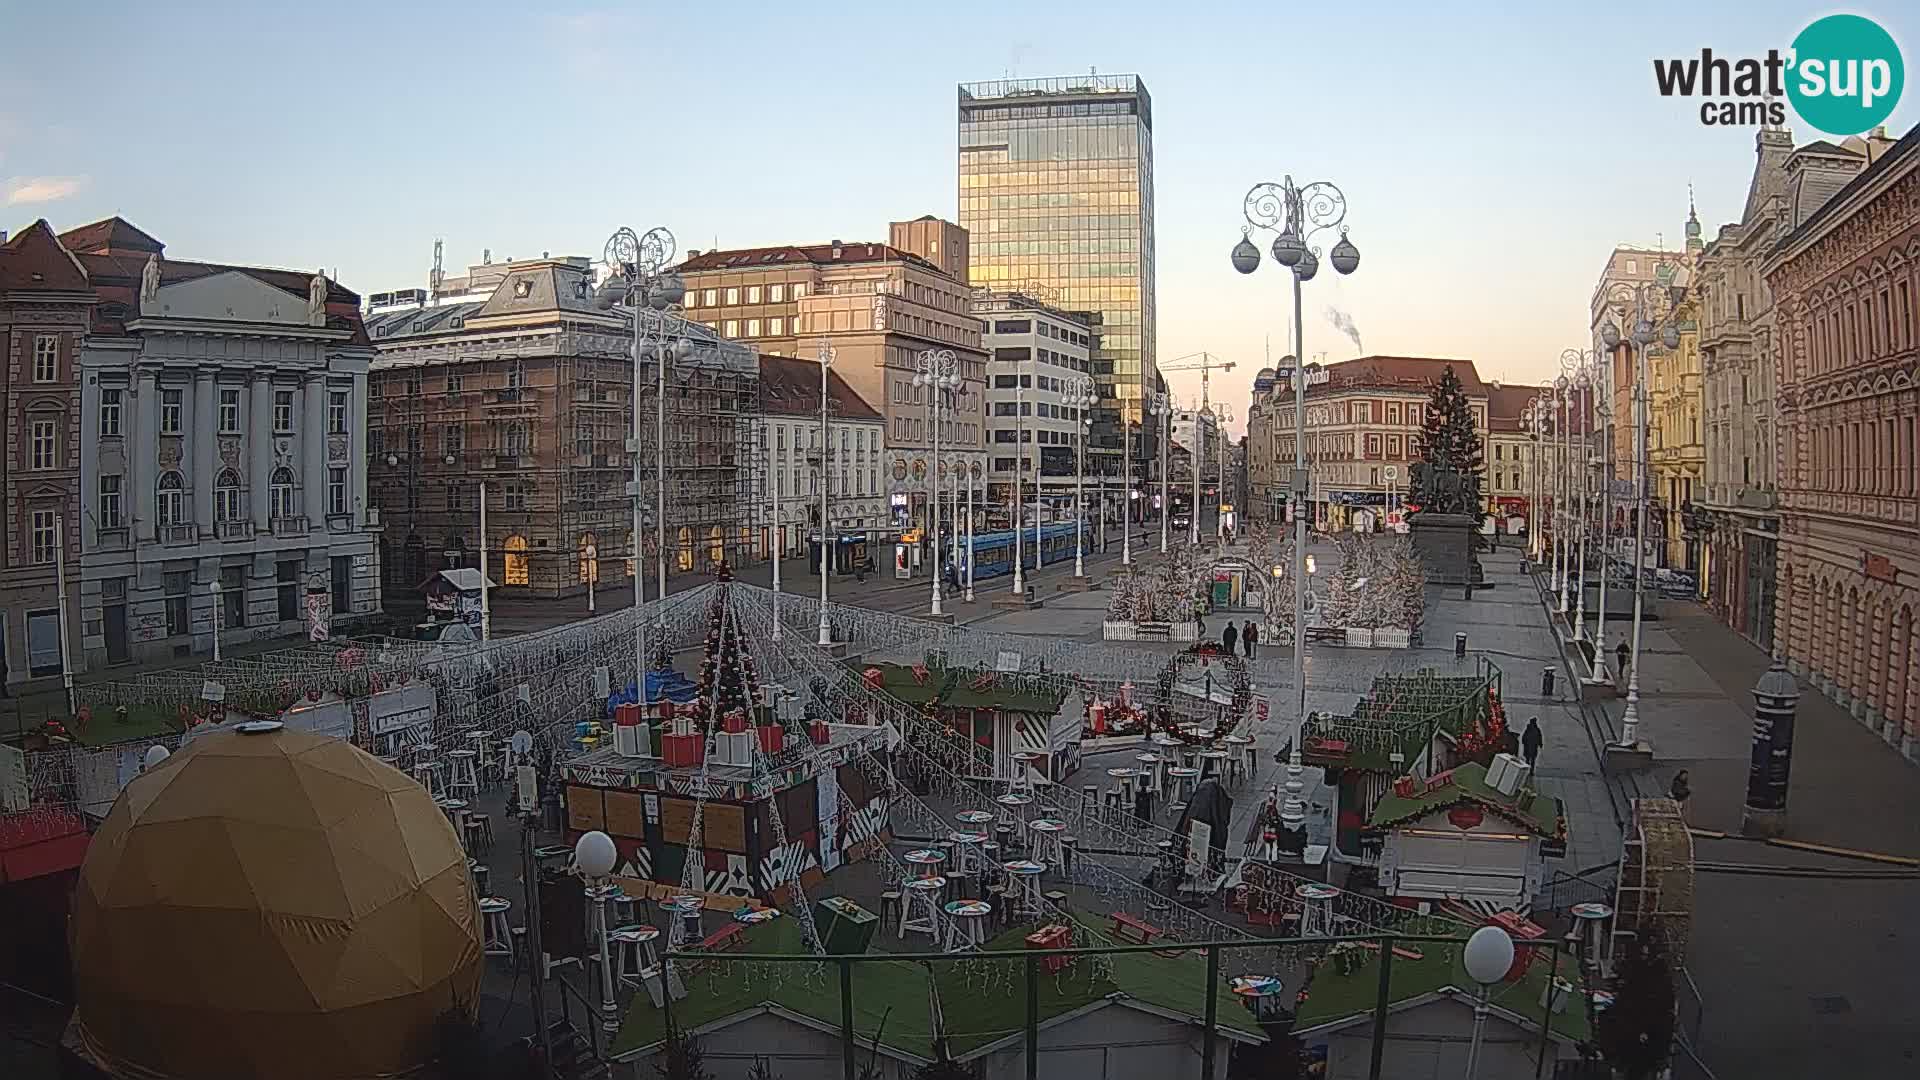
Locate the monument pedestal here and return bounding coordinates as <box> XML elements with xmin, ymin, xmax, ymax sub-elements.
<box><xmin>1408</xmin><ymin>513</ymin><xmax>1482</xmax><ymax>586</ymax></box>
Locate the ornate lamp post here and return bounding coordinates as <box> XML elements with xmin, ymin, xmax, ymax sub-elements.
<box><xmin>1149</xmin><ymin>391</ymin><xmax>1173</xmax><ymax>553</ymax></box>
<box><xmin>1600</xmin><ymin>286</ymin><xmax>1665</xmax><ymax>749</ymax></box>
<box><xmin>1565</xmin><ymin>358</ymin><xmax>1590</xmax><ymax>644</ymax></box>
<box><xmin>1065</xmin><ymin>373</ymin><xmax>1097</xmax><ymax>579</ymax></box>
<box><xmin>816</xmin><ymin>341</ymin><xmax>837</xmax><ymax>646</ymax></box>
<box><xmin>965</xmin><ymin>461</ymin><xmax>979</xmax><ymax>602</ymax></box>
<box><xmin>1214</xmin><ymin>404</ymin><xmax>1236</xmax><ymax>543</ymax></box>
<box><xmin>598</xmin><ymin>225</ymin><xmax>685</xmax><ymax>683</ymax></box>
<box><xmin>1554</xmin><ymin>373</ymin><xmax>1572</xmax><ymax>615</ymax></box>
<box><xmin>914</xmin><ymin>349</ymin><xmax>961</xmax><ymax>616</ymax></box>
<box><xmin>1566</xmin><ymin>346</ymin><xmax>1610</xmax><ymax>681</ymax></box>
<box><xmin>1232</xmin><ymin>174</ymin><xmax>1360</xmax><ymax>829</ymax></box>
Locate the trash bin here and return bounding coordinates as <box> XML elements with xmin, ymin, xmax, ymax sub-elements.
<box><xmin>1542</xmin><ymin>667</ymin><xmax>1556</xmax><ymax>697</ymax></box>
<box><xmin>1454</xmin><ymin>632</ymin><xmax>1467</xmax><ymax>659</ymax></box>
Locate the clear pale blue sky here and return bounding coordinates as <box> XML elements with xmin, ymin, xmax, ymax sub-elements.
<box><xmin>5</xmin><ymin>0</ymin><xmax>1915</xmax><ymax>427</ymax></box>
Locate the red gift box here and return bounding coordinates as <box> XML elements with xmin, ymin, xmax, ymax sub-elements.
<box><xmin>1024</xmin><ymin>924</ymin><xmax>1073</xmax><ymax>974</ymax></box>
<box><xmin>808</xmin><ymin>719</ymin><xmax>830</xmax><ymax>745</ymax></box>
<box><xmin>661</xmin><ymin>732</ymin><xmax>705</xmax><ymax>768</ymax></box>
<box><xmin>722</xmin><ymin>710</ymin><xmax>750</xmax><ymax>734</ymax></box>
<box><xmin>615</xmin><ymin>703</ymin><xmax>641</xmax><ymax>727</ymax></box>
<box><xmin>755</xmin><ymin>724</ymin><xmax>784</xmax><ymax>755</ymax></box>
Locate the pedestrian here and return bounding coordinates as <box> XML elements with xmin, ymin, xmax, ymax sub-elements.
<box><xmin>1521</xmin><ymin>717</ymin><xmax>1543</xmax><ymax>769</ymax></box>
<box><xmin>1222</xmin><ymin>621</ymin><xmax>1239</xmax><ymax>657</ymax></box>
<box><xmin>1242</xmin><ymin>619</ymin><xmax>1259</xmax><ymax>659</ymax></box>
<box><xmin>1668</xmin><ymin>769</ymin><xmax>1691</xmax><ymax>813</ymax></box>
<box><xmin>1614</xmin><ymin>640</ymin><xmax>1631</xmax><ymax>682</ymax></box>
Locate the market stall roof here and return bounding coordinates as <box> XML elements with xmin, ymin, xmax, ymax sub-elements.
<box><xmin>1366</xmin><ymin>761</ymin><xmax>1563</xmax><ymax>837</ymax></box>
<box><xmin>0</xmin><ymin>808</ymin><xmax>90</xmax><ymax>882</ymax></box>
<box><xmin>611</xmin><ymin>914</ymin><xmax>1263</xmax><ymax>1061</ymax></box>
<box><xmin>419</xmin><ymin>568</ymin><xmax>495</xmax><ymax>593</ymax></box>
<box><xmin>866</xmin><ymin>663</ymin><xmax>1065</xmax><ymax>715</ymax></box>
<box><xmin>1302</xmin><ymin>670</ymin><xmax>1493</xmax><ymax>773</ymax></box>
<box><xmin>1294</xmin><ymin>938</ymin><xmax>1590</xmax><ymax>1044</ymax></box>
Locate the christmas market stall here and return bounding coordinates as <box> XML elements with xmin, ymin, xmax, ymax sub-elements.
<box><xmin>1369</xmin><ymin>759</ymin><xmax>1567</xmax><ymax>912</ymax></box>
<box><xmin>863</xmin><ymin>660</ymin><xmax>1078</xmax><ymax>783</ymax></box>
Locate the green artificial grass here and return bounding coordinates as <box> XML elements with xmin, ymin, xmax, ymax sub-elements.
<box><xmin>869</xmin><ymin>663</ymin><xmax>1064</xmax><ymax>716</ymax></box>
<box><xmin>1366</xmin><ymin>761</ymin><xmax>1563</xmax><ymax>836</ymax></box>
<box><xmin>70</xmin><ymin>701</ymin><xmax>184</xmax><ymax>747</ymax></box>
<box><xmin>1294</xmin><ymin>937</ymin><xmax>1590</xmax><ymax>1044</ymax></box>
<box><xmin>612</xmin><ymin>912</ymin><xmax>1264</xmax><ymax>1060</ymax></box>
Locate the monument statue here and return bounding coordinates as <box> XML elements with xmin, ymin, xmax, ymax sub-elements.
<box><xmin>308</xmin><ymin>271</ymin><xmax>329</xmax><ymax>324</ymax></box>
<box><xmin>140</xmin><ymin>254</ymin><xmax>162</xmax><ymax>306</ymax></box>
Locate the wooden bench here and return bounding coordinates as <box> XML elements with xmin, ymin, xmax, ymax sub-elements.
<box><xmin>1111</xmin><ymin>911</ymin><xmax>1163</xmax><ymax>946</ymax></box>
<box><xmin>698</xmin><ymin>922</ymin><xmax>746</xmax><ymax>953</ymax></box>
<box><xmin>1304</xmin><ymin>626</ymin><xmax>1347</xmax><ymax>644</ymax></box>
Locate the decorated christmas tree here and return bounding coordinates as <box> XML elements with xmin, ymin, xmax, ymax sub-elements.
<box><xmin>695</xmin><ymin>590</ymin><xmax>759</xmax><ymax>727</ymax></box>
<box><xmin>1595</xmin><ymin>932</ymin><xmax>1677</xmax><ymax>1080</ymax></box>
<box><xmin>1409</xmin><ymin>364</ymin><xmax>1486</xmax><ymax>520</ymax></box>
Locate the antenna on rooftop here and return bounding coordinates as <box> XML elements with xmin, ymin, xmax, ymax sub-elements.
<box><xmin>430</xmin><ymin>239</ymin><xmax>445</xmax><ymax>303</ymax></box>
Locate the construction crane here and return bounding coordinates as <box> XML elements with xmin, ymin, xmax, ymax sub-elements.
<box><xmin>1161</xmin><ymin>352</ymin><xmax>1237</xmax><ymax>545</ymax></box>
<box><xmin>1160</xmin><ymin>351</ymin><xmax>1236</xmax><ymax>413</ymax></box>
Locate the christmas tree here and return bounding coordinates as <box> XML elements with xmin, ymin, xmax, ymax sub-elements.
<box><xmin>695</xmin><ymin>590</ymin><xmax>759</xmax><ymax>726</ymax></box>
<box><xmin>1595</xmin><ymin>932</ymin><xmax>1677</xmax><ymax>1079</ymax></box>
<box><xmin>1409</xmin><ymin>365</ymin><xmax>1486</xmax><ymax>519</ymax></box>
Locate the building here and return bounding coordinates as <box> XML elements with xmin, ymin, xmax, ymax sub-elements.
<box><xmin>363</xmin><ymin>253</ymin><xmax>759</xmax><ymax>605</ymax></box>
<box><xmin>1764</xmin><ymin>122</ymin><xmax>1920</xmax><ymax>763</ymax></box>
<box><xmin>1245</xmin><ymin>366</ymin><xmax>1283</xmax><ymax>523</ymax></box>
<box><xmin>1651</xmin><ymin>268</ymin><xmax>1706</xmax><ymax>574</ymax></box>
<box><xmin>676</xmin><ymin>232</ymin><xmax>987</xmax><ymax>545</ymax></box>
<box><xmin>957</xmin><ymin>74</ymin><xmax>1157</xmax><ymax>480</ymax></box>
<box><xmin>1275</xmin><ymin>356</ymin><xmax>1491</xmax><ymax>532</ymax></box>
<box><xmin>57</xmin><ymin>218</ymin><xmax>380</xmax><ymax>667</ymax></box>
<box><xmin>1170</xmin><ymin>407</ymin><xmax>1228</xmax><ymax>529</ymax></box>
<box><xmin>1484</xmin><ymin>382</ymin><xmax>1551</xmax><ymax>533</ymax></box>
<box><xmin>0</xmin><ymin>221</ymin><xmax>90</xmax><ymax>697</ymax></box>
<box><xmin>757</xmin><ymin>353</ymin><xmax>887</xmax><ymax>574</ymax></box>
<box><xmin>1696</xmin><ymin>126</ymin><xmax>1889</xmax><ymax>649</ymax></box>
<box><xmin>975</xmin><ymin>289</ymin><xmax>1099</xmax><ymax>526</ymax></box>
<box><xmin>1591</xmin><ymin>245</ymin><xmax>1692</xmax><ymax>476</ymax></box>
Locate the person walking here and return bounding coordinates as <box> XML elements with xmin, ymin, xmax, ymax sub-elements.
<box><xmin>1614</xmin><ymin>639</ymin><xmax>1631</xmax><ymax>683</ymax></box>
<box><xmin>1521</xmin><ymin>717</ymin><xmax>1543</xmax><ymax>769</ymax></box>
<box><xmin>1222</xmin><ymin>621</ymin><xmax>1239</xmax><ymax>657</ymax></box>
<box><xmin>1242</xmin><ymin>619</ymin><xmax>1259</xmax><ymax>659</ymax></box>
<box><xmin>1668</xmin><ymin>769</ymin><xmax>1691</xmax><ymax>815</ymax></box>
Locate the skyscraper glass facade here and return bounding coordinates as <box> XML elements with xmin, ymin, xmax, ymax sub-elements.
<box><xmin>958</xmin><ymin>75</ymin><xmax>1156</xmax><ymax>467</ymax></box>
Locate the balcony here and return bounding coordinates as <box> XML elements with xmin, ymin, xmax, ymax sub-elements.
<box><xmin>95</xmin><ymin>526</ymin><xmax>129</xmax><ymax>550</ymax></box>
<box><xmin>161</xmin><ymin>524</ymin><xmax>196</xmax><ymax>546</ymax></box>
<box><xmin>486</xmin><ymin>454</ymin><xmax>521</xmax><ymax>470</ymax></box>
<box><xmin>271</xmin><ymin>516</ymin><xmax>309</xmax><ymax>538</ymax></box>
<box><xmin>217</xmin><ymin>521</ymin><xmax>252</xmax><ymax>541</ymax></box>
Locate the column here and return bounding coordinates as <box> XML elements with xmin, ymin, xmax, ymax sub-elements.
<box><xmin>303</xmin><ymin>374</ymin><xmax>326</xmax><ymax>521</ymax></box>
<box><xmin>135</xmin><ymin>369</ymin><xmax>159</xmax><ymax>538</ymax></box>
<box><xmin>250</xmin><ymin>373</ymin><xmax>273</xmax><ymax>528</ymax></box>
<box><xmin>194</xmin><ymin>371</ymin><xmax>216</xmax><ymax>532</ymax></box>
<box><xmin>350</xmin><ymin>379</ymin><xmax>368</xmax><ymax>527</ymax></box>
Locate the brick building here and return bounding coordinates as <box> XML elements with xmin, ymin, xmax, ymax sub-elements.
<box><xmin>1766</xmin><ymin>123</ymin><xmax>1920</xmax><ymax>763</ymax></box>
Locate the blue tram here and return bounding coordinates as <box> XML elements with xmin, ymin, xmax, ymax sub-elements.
<box><xmin>955</xmin><ymin>522</ymin><xmax>1087</xmax><ymax>580</ymax></box>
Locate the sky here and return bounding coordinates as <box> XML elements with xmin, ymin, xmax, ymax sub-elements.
<box><xmin>5</xmin><ymin>0</ymin><xmax>1916</xmax><ymax>435</ymax></box>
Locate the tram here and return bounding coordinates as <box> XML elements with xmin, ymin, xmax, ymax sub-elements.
<box><xmin>955</xmin><ymin>522</ymin><xmax>1086</xmax><ymax>580</ymax></box>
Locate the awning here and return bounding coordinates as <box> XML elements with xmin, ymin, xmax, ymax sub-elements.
<box><xmin>0</xmin><ymin>810</ymin><xmax>91</xmax><ymax>883</ymax></box>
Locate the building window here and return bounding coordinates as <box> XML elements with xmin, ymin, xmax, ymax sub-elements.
<box><xmin>770</xmin><ymin>284</ymin><xmax>785</xmax><ymax>302</ymax></box>
<box><xmin>332</xmin><ymin>555</ymin><xmax>352</xmax><ymax>614</ymax></box>
<box><xmin>328</xmin><ymin>391</ymin><xmax>349</xmax><ymax>433</ymax></box>
<box><xmin>446</xmin><ymin>481</ymin><xmax>466</xmax><ymax>511</ymax></box>
<box><xmin>99</xmin><ymin>475</ymin><xmax>124</xmax><ymax>529</ymax></box>
<box><xmin>100</xmin><ymin>389</ymin><xmax>123</xmax><ymax>436</ymax></box>
<box><xmin>725</xmin><ymin>288</ymin><xmax>740</xmax><ymax>305</ymax></box>
<box><xmin>25</xmin><ymin>609</ymin><xmax>62</xmax><ymax>677</ymax></box>
<box><xmin>215</xmin><ymin>469</ymin><xmax>243</xmax><ymax>522</ymax></box>
<box><xmin>276</xmin><ymin>559</ymin><xmax>302</xmax><ymax>622</ymax></box>
<box><xmin>684</xmin><ymin>290</ymin><xmax>699</xmax><ymax>309</ymax></box>
<box><xmin>156</xmin><ymin>389</ymin><xmax>181</xmax><ymax>434</ymax></box>
<box><xmin>769</xmin><ymin>317</ymin><xmax>784</xmax><ymax>336</ymax></box>
<box><xmin>747</xmin><ymin>319</ymin><xmax>762</xmax><ymax>337</ymax></box>
<box><xmin>163</xmin><ymin>570</ymin><xmax>191</xmax><ymax>637</ymax></box>
<box><xmin>219</xmin><ymin>389</ymin><xmax>241</xmax><ymax>433</ymax></box>
<box><xmin>270</xmin><ymin>467</ymin><xmax>297</xmax><ymax>519</ymax></box>
<box><xmin>724</xmin><ymin>320</ymin><xmax>739</xmax><ymax>338</ymax></box>
<box><xmin>702</xmin><ymin>289</ymin><xmax>717</xmax><ymax>306</ymax></box>
<box><xmin>504</xmin><ymin>482</ymin><xmax>528</xmax><ymax>511</ymax></box>
<box><xmin>503</xmin><ymin>534</ymin><xmax>530</xmax><ymax>585</ymax></box>
<box><xmin>157</xmin><ymin>471</ymin><xmax>187</xmax><ymax>527</ymax></box>
<box><xmin>274</xmin><ymin>390</ymin><xmax>295</xmax><ymax>432</ymax></box>
<box><xmin>29</xmin><ymin>509</ymin><xmax>57</xmax><ymax>565</ymax></box>
<box><xmin>446</xmin><ymin>371</ymin><xmax>465</xmax><ymax>393</ymax></box>
<box><xmin>221</xmin><ymin>564</ymin><xmax>247</xmax><ymax>629</ymax></box>
<box><xmin>29</xmin><ymin>334</ymin><xmax>61</xmax><ymax>383</ymax></box>
<box><xmin>747</xmin><ymin>286</ymin><xmax>762</xmax><ymax>303</ymax></box>
<box><xmin>328</xmin><ymin>467</ymin><xmax>348</xmax><ymax>516</ymax></box>
<box><xmin>792</xmin><ymin>282</ymin><xmax>807</xmax><ymax>299</ymax></box>
<box><xmin>445</xmin><ymin>424</ymin><xmax>465</xmax><ymax>454</ymax></box>
<box><xmin>29</xmin><ymin>419</ymin><xmax>57</xmax><ymax>470</ymax></box>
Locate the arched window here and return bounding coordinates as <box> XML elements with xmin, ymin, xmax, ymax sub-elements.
<box><xmin>578</xmin><ymin>532</ymin><xmax>599</xmax><ymax>584</ymax></box>
<box><xmin>504</xmin><ymin>534</ymin><xmax>530</xmax><ymax>586</ymax></box>
<box><xmin>214</xmin><ymin>469</ymin><xmax>243</xmax><ymax>522</ymax></box>
<box><xmin>676</xmin><ymin>526</ymin><xmax>694</xmax><ymax>572</ymax></box>
<box><xmin>156</xmin><ymin>471</ymin><xmax>186</xmax><ymax>527</ymax></box>
<box><xmin>624</xmin><ymin>529</ymin><xmax>635</xmax><ymax>578</ymax></box>
<box><xmin>270</xmin><ymin>467</ymin><xmax>297</xmax><ymax>520</ymax></box>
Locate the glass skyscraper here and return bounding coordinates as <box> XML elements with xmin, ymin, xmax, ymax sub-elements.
<box><xmin>958</xmin><ymin>75</ymin><xmax>1156</xmax><ymax>470</ymax></box>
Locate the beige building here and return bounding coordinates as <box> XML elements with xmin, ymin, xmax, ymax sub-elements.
<box><xmin>1591</xmin><ymin>245</ymin><xmax>1690</xmax><ymax>475</ymax></box>
<box><xmin>1485</xmin><ymin>383</ymin><xmax>1553</xmax><ymax>532</ymax></box>
<box><xmin>678</xmin><ymin>227</ymin><xmax>988</xmax><ymax>540</ymax></box>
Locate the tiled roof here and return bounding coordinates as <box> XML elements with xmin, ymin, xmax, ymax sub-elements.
<box><xmin>758</xmin><ymin>354</ymin><xmax>881</xmax><ymax>421</ymax></box>
<box><xmin>56</xmin><ymin>216</ymin><xmax>165</xmax><ymax>257</ymax></box>
<box><xmin>679</xmin><ymin>241</ymin><xmax>941</xmax><ymax>275</ymax></box>
<box><xmin>1772</xmin><ymin>121</ymin><xmax>1920</xmax><ymax>258</ymax></box>
<box><xmin>1485</xmin><ymin>383</ymin><xmax>1549</xmax><ymax>432</ymax></box>
<box><xmin>1317</xmin><ymin>355</ymin><xmax>1489</xmax><ymax>395</ymax></box>
<box><xmin>75</xmin><ymin>251</ymin><xmax>366</xmax><ymax>343</ymax></box>
<box><xmin>0</xmin><ymin>219</ymin><xmax>90</xmax><ymax>292</ymax></box>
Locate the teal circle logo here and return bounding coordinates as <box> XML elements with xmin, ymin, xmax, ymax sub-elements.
<box><xmin>1787</xmin><ymin>14</ymin><xmax>1904</xmax><ymax>136</ymax></box>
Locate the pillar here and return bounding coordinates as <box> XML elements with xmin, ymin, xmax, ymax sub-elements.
<box><xmin>194</xmin><ymin>371</ymin><xmax>216</xmax><ymax>532</ymax></box>
<box><xmin>303</xmin><ymin>373</ymin><xmax>326</xmax><ymax>519</ymax></box>
<box><xmin>1867</xmin><ymin>598</ymin><xmax>1888</xmax><ymax>723</ymax></box>
<box><xmin>351</xmin><ymin>380</ymin><xmax>369</xmax><ymax>527</ymax></box>
<box><xmin>1742</xmin><ymin>659</ymin><xmax>1800</xmax><ymax>838</ymax></box>
<box><xmin>134</xmin><ymin>370</ymin><xmax>159</xmax><ymax>538</ymax></box>
<box><xmin>250</xmin><ymin>373</ymin><xmax>274</xmax><ymax>528</ymax></box>
<box><xmin>1848</xmin><ymin>588</ymin><xmax>1867</xmax><ymax>710</ymax></box>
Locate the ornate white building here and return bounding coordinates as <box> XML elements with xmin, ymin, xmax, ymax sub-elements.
<box><xmin>63</xmin><ymin>218</ymin><xmax>378</xmax><ymax>668</ymax></box>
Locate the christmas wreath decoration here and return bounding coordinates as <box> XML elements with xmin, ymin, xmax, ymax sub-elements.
<box><xmin>1147</xmin><ymin>646</ymin><xmax>1253</xmax><ymax>743</ymax></box>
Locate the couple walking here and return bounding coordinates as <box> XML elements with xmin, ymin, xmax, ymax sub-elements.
<box><xmin>1221</xmin><ymin>620</ymin><xmax>1260</xmax><ymax>659</ymax></box>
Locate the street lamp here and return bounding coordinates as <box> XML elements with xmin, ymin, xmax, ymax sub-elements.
<box><xmin>1190</xmin><ymin>406</ymin><xmax>1209</xmax><ymax>548</ymax></box>
<box><xmin>913</xmin><ymin>348</ymin><xmax>960</xmax><ymax>617</ymax></box>
<box><xmin>965</xmin><ymin>461</ymin><xmax>979</xmax><ymax>603</ymax></box>
<box><xmin>1553</xmin><ymin>374</ymin><xmax>1571</xmax><ymax>615</ymax></box>
<box><xmin>1149</xmin><ymin>391</ymin><xmax>1173</xmax><ymax>554</ymax></box>
<box><xmin>1214</xmin><ymin>404</ymin><xmax>1236</xmax><ymax>544</ymax></box>
<box><xmin>573</xmin><ymin>829</ymin><xmax>622</xmax><ymax>1038</ymax></box>
<box><xmin>1600</xmin><ymin>284</ymin><xmax>1660</xmax><ymax>749</ymax></box>
<box><xmin>209</xmin><ymin>579</ymin><xmax>223</xmax><ymax>663</ymax></box>
<box><xmin>1564</xmin><ymin>358</ymin><xmax>1591</xmax><ymax>645</ymax></box>
<box><xmin>1566</xmin><ymin>347</ymin><xmax>1610</xmax><ymax>682</ymax></box>
<box><xmin>598</xmin><ymin>224</ymin><xmax>685</xmax><ymax>686</ymax></box>
<box><xmin>1233</xmin><ymin>174</ymin><xmax>1359</xmax><ymax>829</ymax></box>
<box><xmin>1461</xmin><ymin>925</ymin><xmax>1516</xmax><ymax>1079</ymax></box>
<box><xmin>584</xmin><ymin>544</ymin><xmax>597</xmax><ymax>614</ymax></box>
<box><xmin>1065</xmin><ymin>373</ymin><xmax>1097</xmax><ymax>579</ymax></box>
<box><xmin>816</xmin><ymin>341</ymin><xmax>837</xmax><ymax>646</ymax></box>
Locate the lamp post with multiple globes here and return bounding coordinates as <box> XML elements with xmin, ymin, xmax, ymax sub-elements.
<box><xmin>913</xmin><ymin>349</ymin><xmax>961</xmax><ymax>617</ymax></box>
<box><xmin>1064</xmin><ymin>373</ymin><xmax>1097</xmax><ymax>579</ymax></box>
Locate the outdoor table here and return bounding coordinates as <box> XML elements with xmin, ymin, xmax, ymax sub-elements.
<box><xmin>1198</xmin><ymin>749</ymin><xmax>1229</xmax><ymax>779</ymax></box>
<box><xmin>1230</xmin><ymin>974</ymin><xmax>1288</xmax><ymax>1021</ymax></box>
<box><xmin>1027</xmin><ymin>818</ymin><xmax>1067</xmax><ymax>865</ymax></box>
<box><xmin>1001</xmin><ymin>860</ymin><xmax>1047</xmax><ymax>919</ymax></box>
<box><xmin>901</xmin><ymin>876</ymin><xmax>947</xmax><ymax>940</ymax></box>
<box><xmin>943</xmin><ymin>899</ymin><xmax>992</xmax><ymax>951</ymax></box>
<box><xmin>1295</xmin><ymin>883</ymin><xmax>1339</xmax><ymax>937</ymax></box>
<box><xmin>947</xmin><ymin>830</ymin><xmax>988</xmax><ymax>875</ymax></box>
<box><xmin>1136</xmin><ymin>752</ymin><xmax>1165</xmax><ymax>792</ymax></box>
<box><xmin>607</xmin><ymin>923</ymin><xmax>661</xmax><ymax>977</ymax></box>
<box><xmin>1167</xmin><ymin>766</ymin><xmax>1201</xmax><ymax>803</ymax></box>
<box><xmin>733</xmin><ymin>907</ymin><xmax>781</xmax><ymax>925</ymax></box>
<box><xmin>1106</xmin><ymin>766</ymin><xmax>1139</xmax><ymax>799</ymax></box>
<box><xmin>956</xmin><ymin>809</ymin><xmax>995</xmax><ymax>827</ymax></box>
<box><xmin>904</xmin><ymin>848</ymin><xmax>948</xmax><ymax>879</ymax></box>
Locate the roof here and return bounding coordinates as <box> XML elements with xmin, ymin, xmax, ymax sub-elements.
<box><xmin>56</xmin><ymin>216</ymin><xmax>164</xmax><ymax>257</ymax></box>
<box><xmin>612</xmin><ymin>913</ymin><xmax>1263</xmax><ymax>1060</ymax></box>
<box><xmin>1294</xmin><ymin>940</ymin><xmax>1589</xmax><ymax>1044</ymax></box>
<box><xmin>0</xmin><ymin>219</ymin><xmax>90</xmax><ymax>292</ymax></box>
<box><xmin>1367</xmin><ymin>760</ymin><xmax>1564</xmax><ymax>837</ymax></box>
<box><xmin>1485</xmin><ymin>383</ymin><xmax>1549</xmax><ymax>433</ymax></box>
<box><xmin>678</xmin><ymin>241</ymin><xmax>944</xmax><ymax>276</ymax></box>
<box><xmin>70</xmin><ymin>236</ymin><xmax>368</xmax><ymax>344</ymax></box>
<box><xmin>1772</xmin><ymin>122</ymin><xmax>1920</xmax><ymax>259</ymax></box>
<box><xmin>1314</xmin><ymin>356</ymin><xmax>1489</xmax><ymax>396</ymax></box>
<box><xmin>759</xmin><ymin>354</ymin><xmax>882</xmax><ymax>421</ymax></box>
<box><xmin>1792</xmin><ymin>139</ymin><xmax>1860</xmax><ymax>159</ymax></box>
<box><xmin>0</xmin><ymin>808</ymin><xmax>90</xmax><ymax>883</ymax></box>
<box><xmin>421</xmin><ymin>568</ymin><xmax>495</xmax><ymax>593</ymax></box>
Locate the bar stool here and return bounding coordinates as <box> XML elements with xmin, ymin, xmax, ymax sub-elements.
<box><xmin>878</xmin><ymin>889</ymin><xmax>903</xmax><ymax>933</ymax></box>
<box><xmin>1136</xmin><ymin>752</ymin><xmax>1165</xmax><ymax>796</ymax></box>
<box><xmin>479</xmin><ymin>897</ymin><xmax>513</xmax><ymax>957</ymax></box>
<box><xmin>447</xmin><ymin>749</ymin><xmax>481</xmax><ymax>799</ymax></box>
<box><xmin>414</xmin><ymin>760</ymin><xmax>447</xmax><ymax>799</ymax></box>
<box><xmin>1058</xmin><ymin>835</ymin><xmax>1078</xmax><ymax>884</ymax></box>
<box><xmin>992</xmin><ymin>822</ymin><xmax>1016</xmax><ymax>859</ymax></box>
<box><xmin>1080</xmin><ymin>785</ymin><xmax>1100</xmax><ymax>817</ymax></box>
<box><xmin>900</xmin><ymin>877</ymin><xmax>946</xmax><ymax>941</ymax></box>
<box><xmin>411</xmin><ymin>741</ymin><xmax>441</xmax><ymax>768</ymax></box>
<box><xmin>1168</xmin><ymin>766</ymin><xmax>1200</xmax><ymax>804</ymax></box>
<box><xmin>464</xmin><ymin>811</ymin><xmax>494</xmax><ymax>855</ymax></box>
<box><xmin>1009</xmin><ymin>750</ymin><xmax>1045</xmax><ymax>799</ymax></box>
<box><xmin>1027</xmin><ymin>818</ymin><xmax>1066</xmax><ymax>868</ymax></box>
<box><xmin>470</xmin><ymin>861</ymin><xmax>490</xmax><ymax>899</ymax></box>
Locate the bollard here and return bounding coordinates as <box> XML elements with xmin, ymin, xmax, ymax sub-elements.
<box><xmin>1541</xmin><ymin>667</ymin><xmax>1556</xmax><ymax>698</ymax></box>
<box><xmin>1741</xmin><ymin>658</ymin><xmax>1800</xmax><ymax>837</ymax></box>
<box><xmin>1454</xmin><ymin>632</ymin><xmax>1467</xmax><ymax>659</ymax></box>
